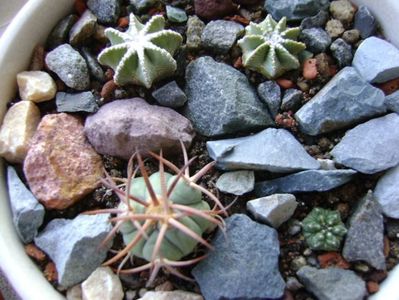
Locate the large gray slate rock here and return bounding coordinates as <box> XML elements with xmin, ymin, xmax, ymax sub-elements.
<box><xmin>374</xmin><ymin>165</ymin><xmax>399</xmax><ymax>218</ymax></box>
<box><xmin>385</xmin><ymin>90</ymin><xmax>399</xmax><ymax>113</ymax></box>
<box><xmin>343</xmin><ymin>191</ymin><xmax>385</xmax><ymax>270</ymax></box>
<box><xmin>331</xmin><ymin>113</ymin><xmax>399</xmax><ymax>174</ymax></box>
<box><xmin>35</xmin><ymin>214</ymin><xmax>112</xmax><ymax>288</ymax></box>
<box><xmin>184</xmin><ymin>56</ymin><xmax>273</xmax><ymax>137</ymax></box>
<box><xmin>353</xmin><ymin>37</ymin><xmax>399</xmax><ymax>83</ymax></box>
<box><xmin>254</xmin><ymin>169</ymin><xmax>356</xmax><ymax>196</ymax></box>
<box><xmin>265</xmin><ymin>0</ymin><xmax>329</xmax><ymax>21</ymax></box>
<box><xmin>192</xmin><ymin>214</ymin><xmax>285</xmax><ymax>300</ymax></box>
<box><xmin>295</xmin><ymin>67</ymin><xmax>386</xmax><ymax>135</ymax></box>
<box><xmin>7</xmin><ymin>166</ymin><xmax>44</xmax><ymax>243</ymax></box>
<box><xmin>56</xmin><ymin>91</ymin><xmax>99</xmax><ymax>113</ymax></box>
<box><xmin>297</xmin><ymin>266</ymin><xmax>367</xmax><ymax>300</ymax></box>
<box><xmin>207</xmin><ymin>128</ymin><xmax>320</xmax><ymax>172</ymax></box>
<box><xmin>201</xmin><ymin>20</ymin><xmax>244</xmax><ymax>54</ymax></box>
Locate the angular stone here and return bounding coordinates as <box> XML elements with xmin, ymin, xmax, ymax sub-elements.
<box><xmin>87</xmin><ymin>0</ymin><xmax>120</xmax><ymax>24</ymax></box>
<box><xmin>329</xmin><ymin>0</ymin><xmax>356</xmax><ymax>24</ymax></box>
<box><xmin>130</xmin><ymin>0</ymin><xmax>159</xmax><ymax>14</ymax></box>
<box><xmin>343</xmin><ymin>191</ymin><xmax>385</xmax><ymax>270</ymax></box>
<box><xmin>85</xmin><ymin>98</ymin><xmax>194</xmax><ymax>160</ymax></box>
<box><xmin>46</xmin><ymin>44</ymin><xmax>90</xmax><ymax>90</ymax></box>
<box><xmin>192</xmin><ymin>214</ymin><xmax>285</xmax><ymax>300</ymax></box>
<box><xmin>300</xmin><ymin>28</ymin><xmax>331</xmax><ymax>54</ymax></box>
<box><xmin>186</xmin><ymin>16</ymin><xmax>205</xmax><ymax>50</ymax></box>
<box><xmin>152</xmin><ymin>81</ymin><xmax>187</xmax><ymax>108</ymax></box>
<box><xmin>247</xmin><ymin>194</ymin><xmax>297</xmax><ymax>228</ymax></box>
<box><xmin>281</xmin><ymin>88</ymin><xmax>302</xmax><ymax>112</ymax></box>
<box><xmin>264</xmin><ymin>0</ymin><xmax>329</xmax><ymax>21</ymax></box>
<box><xmin>216</xmin><ymin>170</ymin><xmax>254</xmax><ymax>195</ymax></box>
<box><xmin>184</xmin><ymin>56</ymin><xmax>273</xmax><ymax>137</ymax></box>
<box><xmin>166</xmin><ymin>6</ymin><xmax>187</xmax><ymax>23</ymax></box>
<box><xmin>257</xmin><ymin>81</ymin><xmax>281</xmax><ymax>117</ymax></box>
<box><xmin>331</xmin><ymin>113</ymin><xmax>399</xmax><ymax>174</ymax></box>
<box><xmin>56</xmin><ymin>91</ymin><xmax>99</xmax><ymax>113</ymax></box>
<box><xmin>35</xmin><ymin>214</ymin><xmax>112</xmax><ymax>288</ymax></box>
<box><xmin>297</xmin><ymin>266</ymin><xmax>367</xmax><ymax>300</ymax></box>
<box><xmin>374</xmin><ymin>165</ymin><xmax>399</xmax><ymax>218</ymax></box>
<box><xmin>81</xmin><ymin>47</ymin><xmax>105</xmax><ymax>82</ymax></box>
<box><xmin>385</xmin><ymin>90</ymin><xmax>399</xmax><ymax>113</ymax></box>
<box><xmin>69</xmin><ymin>10</ymin><xmax>97</xmax><ymax>45</ymax></box>
<box><xmin>194</xmin><ymin>0</ymin><xmax>236</xmax><ymax>20</ymax></box>
<box><xmin>0</xmin><ymin>101</ymin><xmax>41</xmax><ymax>163</ymax></box>
<box><xmin>354</xmin><ymin>6</ymin><xmax>377</xmax><ymax>39</ymax></box>
<box><xmin>254</xmin><ymin>169</ymin><xmax>356</xmax><ymax>196</ymax></box>
<box><xmin>82</xmin><ymin>267</ymin><xmax>123</xmax><ymax>300</ymax></box>
<box><xmin>300</xmin><ymin>10</ymin><xmax>329</xmax><ymax>29</ymax></box>
<box><xmin>201</xmin><ymin>20</ymin><xmax>244</xmax><ymax>54</ymax></box>
<box><xmin>17</xmin><ymin>71</ymin><xmax>56</xmax><ymax>103</ymax></box>
<box><xmin>353</xmin><ymin>37</ymin><xmax>399</xmax><ymax>83</ymax></box>
<box><xmin>7</xmin><ymin>166</ymin><xmax>44</xmax><ymax>243</ymax></box>
<box><xmin>295</xmin><ymin>67</ymin><xmax>386</xmax><ymax>135</ymax></box>
<box><xmin>139</xmin><ymin>291</ymin><xmax>203</xmax><ymax>300</ymax></box>
<box><xmin>24</xmin><ymin>113</ymin><xmax>103</xmax><ymax>209</ymax></box>
<box><xmin>47</xmin><ymin>14</ymin><xmax>78</xmax><ymax>50</ymax></box>
<box><xmin>330</xmin><ymin>38</ymin><xmax>353</xmax><ymax>68</ymax></box>
<box><xmin>207</xmin><ymin>128</ymin><xmax>319</xmax><ymax>172</ymax></box>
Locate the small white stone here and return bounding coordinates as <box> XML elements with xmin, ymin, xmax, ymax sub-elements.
<box><xmin>317</xmin><ymin>159</ymin><xmax>336</xmax><ymax>170</ymax></box>
<box><xmin>0</xmin><ymin>101</ymin><xmax>41</xmax><ymax>163</ymax></box>
<box><xmin>81</xmin><ymin>267</ymin><xmax>123</xmax><ymax>300</ymax></box>
<box><xmin>138</xmin><ymin>290</ymin><xmax>204</xmax><ymax>300</ymax></box>
<box><xmin>67</xmin><ymin>285</ymin><xmax>83</xmax><ymax>300</ymax></box>
<box><xmin>216</xmin><ymin>170</ymin><xmax>255</xmax><ymax>195</ymax></box>
<box><xmin>17</xmin><ymin>71</ymin><xmax>57</xmax><ymax>102</ymax></box>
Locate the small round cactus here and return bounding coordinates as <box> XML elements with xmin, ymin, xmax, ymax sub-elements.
<box><xmin>302</xmin><ymin>207</ymin><xmax>347</xmax><ymax>251</ymax></box>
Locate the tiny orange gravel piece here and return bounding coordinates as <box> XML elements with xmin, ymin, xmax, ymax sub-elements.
<box><xmin>303</xmin><ymin>58</ymin><xmax>318</xmax><ymax>80</ymax></box>
<box><xmin>318</xmin><ymin>252</ymin><xmax>350</xmax><ymax>269</ymax></box>
<box><xmin>378</xmin><ymin>77</ymin><xmax>399</xmax><ymax>95</ymax></box>
<box><xmin>367</xmin><ymin>281</ymin><xmax>379</xmax><ymax>294</ymax></box>
<box><xmin>118</xmin><ymin>17</ymin><xmax>129</xmax><ymax>28</ymax></box>
<box><xmin>276</xmin><ymin>78</ymin><xmax>295</xmax><ymax>89</ymax></box>
<box><xmin>74</xmin><ymin>0</ymin><xmax>87</xmax><ymax>16</ymax></box>
<box><xmin>44</xmin><ymin>262</ymin><xmax>58</xmax><ymax>283</ymax></box>
<box><xmin>25</xmin><ymin>244</ymin><xmax>46</xmax><ymax>263</ymax></box>
<box><xmin>101</xmin><ymin>80</ymin><xmax>118</xmax><ymax>99</ymax></box>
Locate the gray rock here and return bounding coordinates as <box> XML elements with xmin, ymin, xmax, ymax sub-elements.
<box><xmin>35</xmin><ymin>214</ymin><xmax>112</xmax><ymax>288</ymax></box>
<box><xmin>342</xmin><ymin>191</ymin><xmax>386</xmax><ymax>270</ymax></box>
<box><xmin>87</xmin><ymin>0</ymin><xmax>120</xmax><ymax>24</ymax></box>
<box><xmin>300</xmin><ymin>10</ymin><xmax>329</xmax><ymax>29</ymax></box>
<box><xmin>353</xmin><ymin>37</ymin><xmax>399</xmax><ymax>83</ymax></box>
<box><xmin>297</xmin><ymin>266</ymin><xmax>367</xmax><ymax>300</ymax></box>
<box><xmin>7</xmin><ymin>166</ymin><xmax>44</xmax><ymax>243</ymax></box>
<box><xmin>69</xmin><ymin>10</ymin><xmax>97</xmax><ymax>46</ymax></box>
<box><xmin>300</xmin><ymin>28</ymin><xmax>332</xmax><ymax>54</ymax></box>
<box><xmin>56</xmin><ymin>91</ymin><xmax>99</xmax><ymax>113</ymax></box>
<box><xmin>192</xmin><ymin>214</ymin><xmax>285</xmax><ymax>300</ymax></box>
<box><xmin>45</xmin><ymin>44</ymin><xmax>90</xmax><ymax>91</ymax></box>
<box><xmin>184</xmin><ymin>56</ymin><xmax>273</xmax><ymax>137</ymax></box>
<box><xmin>130</xmin><ymin>0</ymin><xmax>159</xmax><ymax>14</ymax></box>
<box><xmin>281</xmin><ymin>88</ymin><xmax>303</xmax><ymax>112</ymax></box>
<box><xmin>81</xmin><ymin>47</ymin><xmax>105</xmax><ymax>82</ymax></box>
<box><xmin>295</xmin><ymin>67</ymin><xmax>386</xmax><ymax>135</ymax></box>
<box><xmin>325</xmin><ymin>19</ymin><xmax>345</xmax><ymax>39</ymax></box>
<box><xmin>330</xmin><ymin>38</ymin><xmax>353</xmax><ymax>68</ymax></box>
<box><xmin>166</xmin><ymin>5</ymin><xmax>187</xmax><ymax>23</ymax></box>
<box><xmin>264</xmin><ymin>0</ymin><xmax>329</xmax><ymax>21</ymax></box>
<box><xmin>354</xmin><ymin>6</ymin><xmax>377</xmax><ymax>39</ymax></box>
<box><xmin>201</xmin><ymin>20</ymin><xmax>244</xmax><ymax>54</ymax></box>
<box><xmin>47</xmin><ymin>14</ymin><xmax>78</xmax><ymax>50</ymax></box>
<box><xmin>216</xmin><ymin>170</ymin><xmax>254</xmax><ymax>195</ymax></box>
<box><xmin>247</xmin><ymin>194</ymin><xmax>297</xmax><ymax>228</ymax></box>
<box><xmin>152</xmin><ymin>81</ymin><xmax>187</xmax><ymax>108</ymax></box>
<box><xmin>186</xmin><ymin>16</ymin><xmax>205</xmax><ymax>50</ymax></box>
<box><xmin>257</xmin><ymin>81</ymin><xmax>281</xmax><ymax>117</ymax></box>
<box><xmin>331</xmin><ymin>113</ymin><xmax>399</xmax><ymax>174</ymax></box>
<box><xmin>385</xmin><ymin>90</ymin><xmax>399</xmax><ymax>113</ymax></box>
<box><xmin>342</xmin><ymin>29</ymin><xmax>361</xmax><ymax>44</ymax></box>
<box><xmin>374</xmin><ymin>165</ymin><xmax>399</xmax><ymax>219</ymax></box>
<box><xmin>254</xmin><ymin>169</ymin><xmax>356</xmax><ymax>196</ymax></box>
<box><xmin>317</xmin><ymin>159</ymin><xmax>336</xmax><ymax>170</ymax></box>
<box><xmin>207</xmin><ymin>128</ymin><xmax>320</xmax><ymax>172</ymax></box>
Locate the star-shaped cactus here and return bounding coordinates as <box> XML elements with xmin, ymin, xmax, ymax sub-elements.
<box><xmin>237</xmin><ymin>15</ymin><xmax>306</xmax><ymax>79</ymax></box>
<box><xmin>98</xmin><ymin>13</ymin><xmax>183</xmax><ymax>88</ymax></box>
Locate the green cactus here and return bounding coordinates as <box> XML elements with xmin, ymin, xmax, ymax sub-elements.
<box><xmin>237</xmin><ymin>15</ymin><xmax>306</xmax><ymax>79</ymax></box>
<box><xmin>97</xmin><ymin>13</ymin><xmax>183</xmax><ymax>88</ymax></box>
<box><xmin>302</xmin><ymin>207</ymin><xmax>347</xmax><ymax>251</ymax></box>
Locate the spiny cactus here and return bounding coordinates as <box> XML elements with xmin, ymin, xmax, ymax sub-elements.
<box><xmin>237</xmin><ymin>15</ymin><xmax>306</xmax><ymax>79</ymax></box>
<box><xmin>97</xmin><ymin>13</ymin><xmax>183</xmax><ymax>88</ymax></box>
<box><xmin>88</xmin><ymin>143</ymin><xmax>227</xmax><ymax>286</ymax></box>
<box><xmin>302</xmin><ymin>207</ymin><xmax>347</xmax><ymax>251</ymax></box>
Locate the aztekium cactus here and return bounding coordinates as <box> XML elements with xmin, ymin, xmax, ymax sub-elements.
<box><xmin>237</xmin><ymin>15</ymin><xmax>306</xmax><ymax>79</ymax></box>
<box><xmin>97</xmin><ymin>13</ymin><xmax>183</xmax><ymax>88</ymax></box>
<box><xmin>302</xmin><ymin>207</ymin><xmax>347</xmax><ymax>251</ymax></box>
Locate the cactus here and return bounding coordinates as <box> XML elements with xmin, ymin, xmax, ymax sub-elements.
<box><xmin>97</xmin><ymin>13</ymin><xmax>183</xmax><ymax>88</ymax></box>
<box><xmin>237</xmin><ymin>15</ymin><xmax>306</xmax><ymax>79</ymax></box>
<box><xmin>302</xmin><ymin>207</ymin><xmax>347</xmax><ymax>251</ymax></box>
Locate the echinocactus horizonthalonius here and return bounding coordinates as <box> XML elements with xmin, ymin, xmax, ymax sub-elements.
<box><xmin>237</xmin><ymin>15</ymin><xmax>306</xmax><ymax>79</ymax></box>
<box><xmin>98</xmin><ymin>13</ymin><xmax>183</xmax><ymax>88</ymax></box>
<box><xmin>302</xmin><ymin>207</ymin><xmax>347</xmax><ymax>251</ymax></box>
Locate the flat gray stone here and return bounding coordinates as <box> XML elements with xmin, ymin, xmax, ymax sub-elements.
<box><xmin>281</xmin><ymin>88</ymin><xmax>303</xmax><ymax>112</ymax></box>
<box><xmin>69</xmin><ymin>10</ymin><xmax>97</xmax><ymax>46</ymax></box>
<box><xmin>342</xmin><ymin>191</ymin><xmax>386</xmax><ymax>270</ymax></box>
<box><xmin>385</xmin><ymin>90</ymin><xmax>399</xmax><ymax>113</ymax></box>
<box><xmin>152</xmin><ymin>81</ymin><xmax>187</xmax><ymax>108</ymax></box>
<box><xmin>354</xmin><ymin>6</ymin><xmax>377</xmax><ymax>39</ymax></box>
<box><xmin>264</xmin><ymin>0</ymin><xmax>329</xmax><ymax>21</ymax></box>
<box><xmin>87</xmin><ymin>0</ymin><xmax>120</xmax><ymax>24</ymax></box>
<box><xmin>300</xmin><ymin>10</ymin><xmax>329</xmax><ymax>29</ymax></box>
<box><xmin>184</xmin><ymin>56</ymin><xmax>273</xmax><ymax>137</ymax></box>
<box><xmin>374</xmin><ymin>165</ymin><xmax>399</xmax><ymax>219</ymax></box>
<box><xmin>300</xmin><ymin>28</ymin><xmax>331</xmax><ymax>54</ymax></box>
<box><xmin>216</xmin><ymin>170</ymin><xmax>254</xmax><ymax>195</ymax></box>
<box><xmin>353</xmin><ymin>37</ymin><xmax>399</xmax><ymax>83</ymax></box>
<box><xmin>295</xmin><ymin>67</ymin><xmax>386</xmax><ymax>135</ymax></box>
<box><xmin>201</xmin><ymin>20</ymin><xmax>244</xmax><ymax>54</ymax></box>
<box><xmin>247</xmin><ymin>194</ymin><xmax>297</xmax><ymax>228</ymax></box>
<box><xmin>331</xmin><ymin>113</ymin><xmax>399</xmax><ymax>174</ymax></box>
<box><xmin>56</xmin><ymin>91</ymin><xmax>99</xmax><ymax>113</ymax></box>
<box><xmin>330</xmin><ymin>38</ymin><xmax>353</xmax><ymax>68</ymax></box>
<box><xmin>35</xmin><ymin>214</ymin><xmax>112</xmax><ymax>288</ymax></box>
<box><xmin>7</xmin><ymin>166</ymin><xmax>44</xmax><ymax>243</ymax></box>
<box><xmin>166</xmin><ymin>5</ymin><xmax>187</xmax><ymax>23</ymax></box>
<box><xmin>207</xmin><ymin>128</ymin><xmax>320</xmax><ymax>172</ymax></box>
<box><xmin>192</xmin><ymin>214</ymin><xmax>285</xmax><ymax>300</ymax></box>
<box><xmin>254</xmin><ymin>169</ymin><xmax>357</xmax><ymax>197</ymax></box>
<box><xmin>257</xmin><ymin>81</ymin><xmax>281</xmax><ymax>117</ymax></box>
<box><xmin>297</xmin><ymin>266</ymin><xmax>367</xmax><ymax>300</ymax></box>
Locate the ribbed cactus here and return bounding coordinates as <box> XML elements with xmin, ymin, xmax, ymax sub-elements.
<box><xmin>97</xmin><ymin>13</ymin><xmax>183</xmax><ymax>88</ymax></box>
<box><xmin>302</xmin><ymin>207</ymin><xmax>347</xmax><ymax>251</ymax></box>
<box><xmin>237</xmin><ymin>15</ymin><xmax>306</xmax><ymax>79</ymax></box>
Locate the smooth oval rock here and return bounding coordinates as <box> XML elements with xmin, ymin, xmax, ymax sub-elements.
<box><xmin>216</xmin><ymin>170</ymin><xmax>255</xmax><ymax>195</ymax></box>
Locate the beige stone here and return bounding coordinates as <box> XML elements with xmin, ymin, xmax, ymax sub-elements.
<box><xmin>17</xmin><ymin>71</ymin><xmax>56</xmax><ymax>102</ymax></box>
<box><xmin>139</xmin><ymin>291</ymin><xmax>204</xmax><ymax>300</ymax></box>
<box><xmin>81</xmin><ymin>267</ymin><xmax>123</xmax><ymax>300</ymax></box>
<box><xmin>67</xmin><ymin>285</ymin><xmax>83</xmax><ymax>300</ymax></box>
<box><xmin>0</xmin><ymin>101</ymin><xmax>40</xmax><ymax>163</ymax></box>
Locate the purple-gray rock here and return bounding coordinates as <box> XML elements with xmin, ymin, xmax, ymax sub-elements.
<box><xmin>281</xmin><ymin>88</ymin><xmax>303</xmax><ymax>112</ymax></box>
<box><xmin>264</xmin><ymin>0</ymin><xmax>329</xmax><ymax>21</ymax></box>
<box><xmin>56</xmin><ymin>91</ymin><xmax>99</xmax><ymax>113</ymax></box>
<box><xmin>47</xmin><ymin>14</ymin><xmax>78</xmax><ymax>50</ymax></box>
<box><xmin>201</xmin><ymin>20</ymin><xmax>244</xmax><ymax>54</ymax></box>
<box><xmin>300</xmin><ymin>10</ymin><xmax>329</xmax><ymax>29</ymax></box>
<box><xmin>385</xmin><ymin>90</ymin><xmax>399</xmax><ymax>113</ymax></box>
<box><xmin>300</xmin><ymin>27</ymin><xmax>331</xmax><ymax>54</ymax></box>
<box><xmin>257</xmin><ymin>81</ymin><xmax>281</xmax><ymax>117</ymax></box>
<box><xmin>152</xmin><ymin>81</ymin><xmax>187</xmax><ymax>108</ymax></box>
<box><xmin>207</xmin><ymin>128</ymin><xmax>320</xmax><ymax>172</ymax></box>
<box><xmin>84</xmin><ymin>98</ymin><xmax>195</xmax><ymax>159</ymax></box>
<box><xmin>81</xmin><ymin>47</ymin><xmax>105</xmax><ymax>82</ymax></box>
<box><xmin>295</xmin><ymin>67</ymin><xmax>386</xmax><ymax>135</ymax></box>
<box><xmin>192</xmin><ymin>214</ymin><xmax>285</xmax><ymax>300</ymax></box>
<box><xmin>331</xmin><ymin>113</ymin><xmax>399</xmax><ymax>174</ymax></box>
<box><xmin>330</xmin><ymin>38</ymin><xmax>353</xmax><ymax>68</ymax></box>
<box><xmin>354</xmin><ymin>6</ymin><xmax>377</xmax><ymax>39</ymax></box>
<box><xmin>342</xmin><ymin>191</ymin><xmax>386</xmax><ymax>270</ymax></box>
<box><xmin>69</xmin><ymin>10</ymin><xmax>97</xmax><ymax>46</ymax></box>
<box><xmin>34</xmin><ymin>214</ymin><xmax>112</xmax><ymax>288</ymax></box>
<box><xmin>374</xmin><ymin>165</ymin><xmax>399</xmax><ymax>219</ymax></box>
<box><xmin>87</xmin><ymin>0</ymin><xmax>120</xmax><ymax>24</ymax></box>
